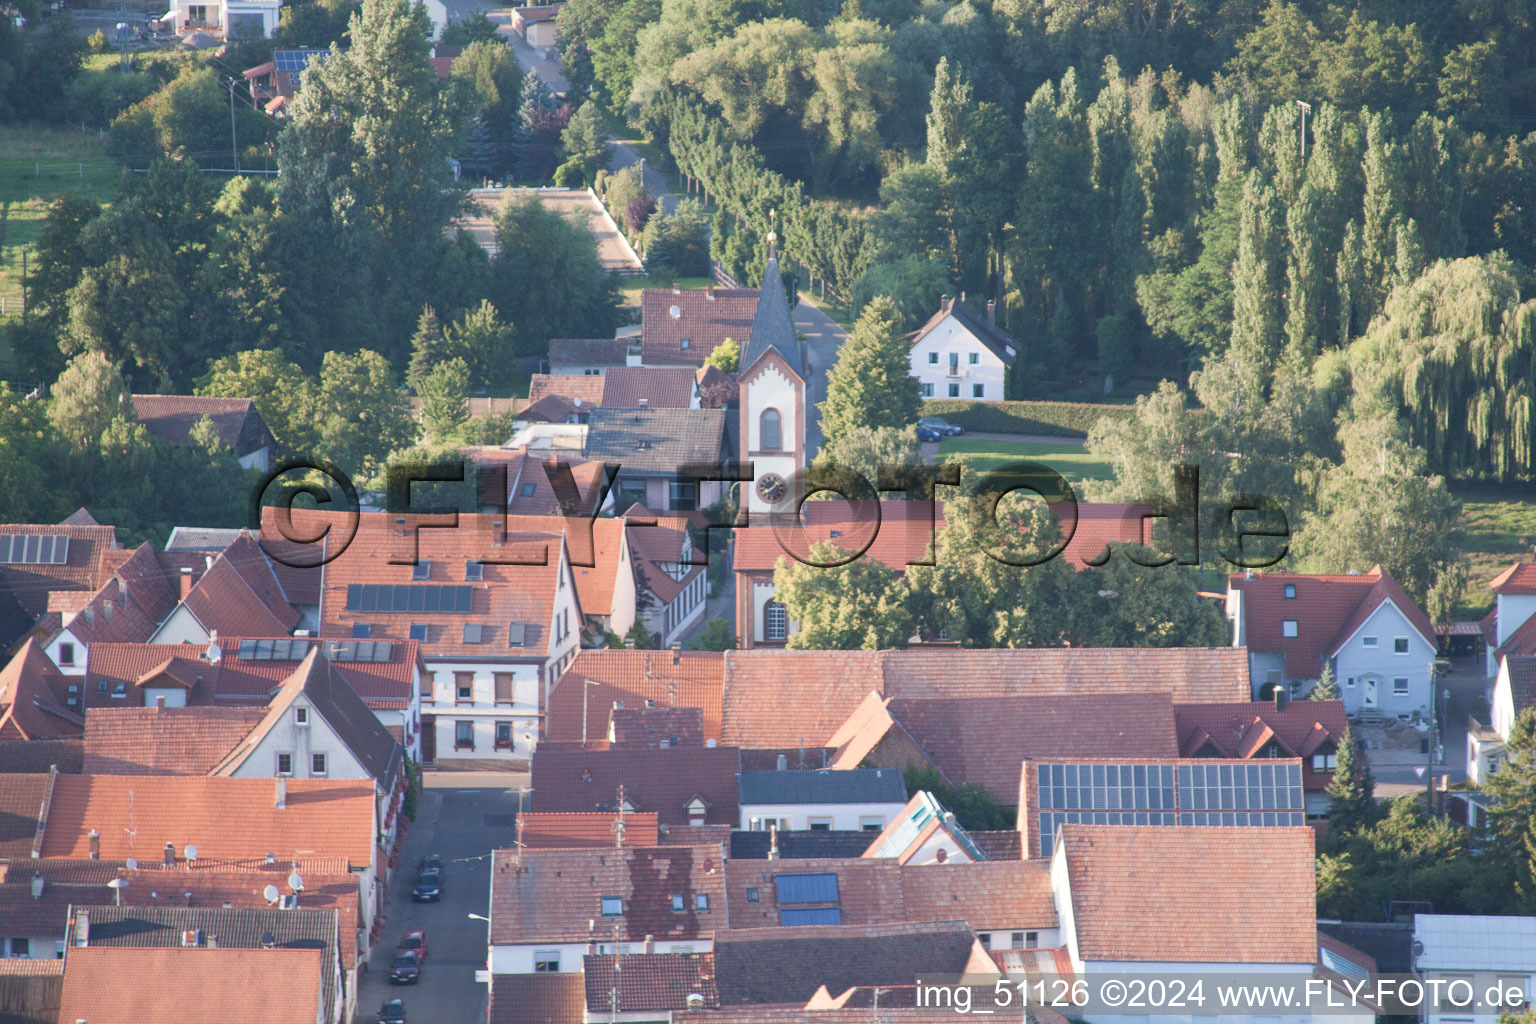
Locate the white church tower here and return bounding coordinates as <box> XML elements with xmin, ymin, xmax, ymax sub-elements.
<box><xmin>737</xmin><ymin>256</ymin><xmax>808</xmax><ymax>516</ymax></box>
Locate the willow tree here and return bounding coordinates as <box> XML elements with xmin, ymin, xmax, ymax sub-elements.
<box><xmin>1349</xmin><ymin>253</ymin><xmax>1536</xmax><ymax>479</ymax></box>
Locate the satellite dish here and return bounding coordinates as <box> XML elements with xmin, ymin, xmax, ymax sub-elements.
<box><xmin>263</xmin><ymin>884</ymin><xmax>281</xmax><ymax>904</ymax></box>
<box><xmin>125</xmin><ymin>858</ymin><xmax>138</xmax><ymax>871</ymax></box>
<box><xmin>288</xmin><ymin>872</ymin><xmax>304</xmax><ymax>892</ymax></box>
<box><xmin>183</xmin><ymin>844</ymin><xmax>198</xmax><ymax>862</ymax></box>
<box><xmin>669</xmin><ymin>304</ymin><xmax>681</xmax><ymax>319</ymax></box>
<box><xmin>106</xmin><ymin>878</ymin><xmax>127</xmax><ymax>890</ymax></box>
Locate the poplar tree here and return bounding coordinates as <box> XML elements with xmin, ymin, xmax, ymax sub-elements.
<box><xmin>1228</xmin><ymin>170</ymin><xmax>1284</xmax><ymax>391</ymax></box>
<box><xmin>1283</xmin><ymin>183</ymin><xmax>1323</xmax><ymax>364</ymax></box>
<box><xmin>924</xmin><ymin>56</ymin><xmax>971</xmax><ymax>174</ymax></box>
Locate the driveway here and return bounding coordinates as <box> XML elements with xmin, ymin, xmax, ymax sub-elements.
<box><xmin>1367</xmin><ymin>659</ymin><xmax>1488</xmax><ymax>798</ymax></box>
<box><xmin>354</xmin><ymin>772</ymin><xmax>526</xmax><ymax>1024</ymax></box>
<box><xmin>502</xmin><ymin>26</ymin><xmax>570</xmax><ymax>94</ymax></box>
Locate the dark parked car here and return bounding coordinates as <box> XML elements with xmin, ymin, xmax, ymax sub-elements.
<box><xmin>418</xmin><ymin>854</ymin><xmax>444</xmax><ymax>876</ymax></box>
<box><xmin>389</xmin><ymin>952</ymin><xmax>421</xmax><ymax>984</ymax></box>
<box><xmin>917</xmin><ymin>416</ymin><xmax>964</xmax><ymax>437</ymax></box>
<box><xmin>379</xmin><ymin>998</ymin><xmax>407</xmax><ymax>1023</ymax></box>
<box><xmin>916</xmin><ymin>425</ymin><xmax>942</xmax><ymax>442</ymax></box>
<box><xmin>411</xmin><ymin>870</ymin><xmax>442</xmax><ymax>902</ymax></box>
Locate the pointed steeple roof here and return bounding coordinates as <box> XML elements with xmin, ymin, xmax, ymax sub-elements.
<box><xmin>740</xmin><ymin>257</ymin><xmax>803</xmax><ymax>377</ymax></box>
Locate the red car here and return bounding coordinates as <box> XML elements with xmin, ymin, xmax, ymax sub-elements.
<box><xmin>396</xmin><ymin>931</ymin><xmax>428</xmax><ymax>963</ymax></box>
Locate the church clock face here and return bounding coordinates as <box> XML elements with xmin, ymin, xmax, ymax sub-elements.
<box><xmin>756</xmin><ymin>473</ymin><xmax>788</xmax><ymax>504</ymax></box>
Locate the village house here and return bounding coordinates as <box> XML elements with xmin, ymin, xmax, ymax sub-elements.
<box><xmin>149</xmin><ymin>533</ymin><xmax>305</xmax><ymax>644</ymax></box>
<box><xmin>0</xmin><ymin>516</ymin><xmax>121</xmax><ymax>652</ymax></box>
<box><xmin>908</xmin><ymin>296</ymin><xmax>1018</xmax><ymax>401</ymax></box>
<box><xmin>1226</xmin><ymin>566</ymin><xmax>1437</xmax><ymax>716</ymax></box>
<box><xmin>735</xmin><ymin>767</ymin><xmax>908</xmax><ymax>832</ymax></box>
<box><xmin>547</xmin><ymin>337</ymin><xmax>634</xmax><ymax>376</ymax></box>
<box><xmin>583</xmin><ymin>406</ymin><xmax>732</xmax><ymax>514</ymax></box>
<box><xmin>639</xmin><ymin>284</ymin><xmax>759</xmax><ymax>369</ymax></box>
<box><xmin>1413</xmin><ymin>914</ymin><xmax>1536</xmax><ymax>1024</ymax></box>
<box><xmin>130</xmin><ymin>395</ymin><xmax>278</xmax><ymax>471</ymax></box>
<box><xmin>1470</xmin><ymin>653</ymin><xmax>1536</xmax><ymax>783</ymax></box>
<box><xmin>58</xmin><ymin>946</ymin><xmax>325</xmax><ymax>1024</ymax></box>
<box><xmin>530</xmin><ymin>743</ymin><xmax>742</xmax><ymax>826</ymax></box>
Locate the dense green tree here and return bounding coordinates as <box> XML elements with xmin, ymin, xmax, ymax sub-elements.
<box><xmin>1482</xmin><ymin>708</ymin><xmax>1536</xmax><ymax>899</ymax></box>
<box><xmin>405</xmin><ymin>307</ymin><xmax>446</xmax><ymax>391</ymax></box>
<box><xmin>438</xmin><ymin>10</ymin><xmax>500</xmax><ymax>45</ymax></box>
<box><xmin>810</xmin><ymin>424</ymin><xmax>925</xmax><ymax>499</ymax></box>
<box><xmin>196</xmin><ymin>348</ymin><xmax>320</xmax><ymax>454</ymax></box>
<box><xmin>441</xmin><ymin>299</ymin><xmax>515</xmax><ymax>387</ymax></box>
<box><xmin>315</xmin><ymin>349</ymin><xmax>416</xmax><ymax>484</ymax></box>
<box><xmin>488</xmin><ymin>193</ymin><xmax>620</xmax><ymax>356</ymax></box>
<box><xmin>689</xmin><ymin>618</ymin><xmax>735</xmax><ymax>651</ymax></box>
<box><xmin>640</xmin><ymin>199</ymin><xmax>712</xmax><ymax>276</ymax></box>
<box><xmin>278</xmin><ymin>0</ymin><xmax>468</xmax><ymax>362</ymax></box>
<box><xmin>558</xmin><ymin>101</ymin><xmax>612</xmax><ymax>185</ymax></box>
<box><xmin>1325</xmin><ymin>726</ymin><xmax>1379</xmax><ymax>841</ymax></box>
<box><xmin>1091</xmin><ymin>547</ymin><xmax>1229</xmax><ymax>647</ymax></box>
<box><xmin>1309</xmin><ymin>665</ymin><xmax>1340</xmax><ymax>700</ymax></box>
<box><xmin>819</xmin><ymin>296</ymin><xmax>922</xmax><ymax>444</ymax></box>
<box><xmin>774</xmin><ymin>539</ymin><xmax>914</xmax><ymax>650</ymax></box>
<box><xmin>704</xmin><ymin>337</ymin><xmax>740</xmax><ymax>373</ymax></box>
<box><xmin>417</xmin><ymin>356</ymin><xmax>470</xmax><ymax>443</ymax></box>
<box><xmin>0</xmin><ymin>387</ymin><xmax>67</xmax><ymax>523</ymax></box>
<box><xmin>1226</xmin><ymin>170</ymin><xmax>1284</xmax><ymax>396</ymax></box>
<box><xmin>923</xmin><ymin>56</ymin><xmax>971</xmax><ymax>174</ymax></box>
<box><xmin>851</xmin><ymin>254</ymin><xmax>952</xmax><ymax>330</ymax></box>
<box><xmin>47</xmin><ymin>350</ymin><xmax>130</xmax><ymax>453</ymax></box>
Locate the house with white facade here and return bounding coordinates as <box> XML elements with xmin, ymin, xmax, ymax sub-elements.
<box><xmin>737</xmin><ymin>258</ymin><xmax>809</xmax><ymax>517</ymax></box>
<box><xmin>150</xmin><ymin>534</ymin><xmax>302</xmax><ymax>645</ymax></box>
<box><xmin>909</xmin><ymin>296</ymin><xmax>1018</xmax><ymax>401</ymax></box>
<box><xmin>1414</xmin><ymin>914</ymin><xmax>1536</xmax><ymax>1024</ymax></box>
<box><xmin>736</xmin><ymin>767</ymin><xmax>907</xmax><ymax>832</ymax></box>
<box><xmin>296</xmin><ymin>508</ymin><xmax>583</xmax><ymax>764</ymax></box>
<box><xmin>1470</xmin><ymin>653</ymin><xmax>1536</xmax><ymax>784</ymax></box>
<box><xmin>1481</xmin><ymin>560</ymin><xmax>1536</xmax><ymax>675</ymax></box>
<box><xmin>1050</xmin><ymin>824</ymin><xmax>1374</xmax><ymax>1024</ymax></box>
<box><xmin>861</xmin><ymin>790</ymin><xmax>988</xmax><ymax>866</ymax></box>
<box><xmin>163</xmin><ymin>0</ymin><xmax>280</xmax><ymax>38</ymax></box>
<box><xmin>1227</xmin><ymin>566</ymin><xmax>1437</xmax><ymax>717</ymax></box>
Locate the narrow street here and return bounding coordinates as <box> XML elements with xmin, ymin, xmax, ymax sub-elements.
<box><xmin>354</xmin><ymin>773</ymin><xmax>525</xmax><ymax>1024</ymax></box>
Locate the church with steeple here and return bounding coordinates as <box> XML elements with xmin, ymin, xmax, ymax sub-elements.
<box><xmin>736</xmin><ymin>257</ymin><xmax>809</xmax><ymax>516</ymax></box>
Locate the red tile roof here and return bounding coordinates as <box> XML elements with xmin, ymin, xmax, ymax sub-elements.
<box><xmin>1506</xmin><ymin>656</ymin><xmax>1536</xmax><ymax>721</ymax></box>
<box><xmin>1494</xmin><ymin>613</ymin><xmax>1536</xmax><ymax>659</ymax></box>
<box><xmin>1491</xmin><ymin>560</ymin><xmax>1536</xmax><ymax>595</ymax></box>
<box><xmin>518</xmin><ymin>810</ymin><xmax>662</xmax><ymax>848</ymax></box>
<box><xmin>611</xmin><ymin>705</ymin><xmax>705</xmax><ymax>748</ymax></box>
<box><xmin>548</xmin><ymin>649</ymin><xmax>725</xmax><ymax>743</ymax></box>
<box><xmin>490</xmin><ymin>843</ymin><xmax>728</xmax><ymax>944</ymax></box>
<box><xmin>641</xmin><ymin>286</ymin><xmax>759</xmax><ymax>366</ymax></box>
<box><xmin>131</xmin><ymin>394</ymin><xmax>273</xmax><ymax>456</ymax></box>
<box><xmin>584</xmin><ymin>952</ymin><xmax>719</xmax><ymax>1011</ymax></box>
<box><xmin>490</xmin><ymin>973</ymin><xmax>587</xmax><ymax>1024</ymax></box>
<box><xmin>0</xmin><ymin>957</ymin><xmax>63</xmax><ymax>974</ymax></box>
<box><xmin>84</xmin><ymin>706</ymin><xmax>266</xmax><ymax>774</ymax></box>
<box><xmin>178</xmin><ymin>533</ymin><xmax>300</xmax><ymax>639</ymax></box>
<box><xmin>731</xmin><ymin>502</ymin><xmax>1151</xmax><ymax>574</ymax></box>
<box><xmin>600</xmin><ymin>366</ymin><xmax>698</xmax><ymax>409</ymax></box>
<box><xmin>1229</xmin><ymin>566</ymin><xmax>1434</xmax><ymax>677</ymax></box>
<box><xmin>1059</xmin><ymin>825</ymin><xmax>1316</xmax><ymax>963</ymax></box>
<box><xmin>529</xmin><ymin>373</ymin><xmax>605</xmax><ymax>407</ymax></box>
<box><xmin>41</xmin><ymin>775</ymin><xmax>376</xmax><ymax>868</ymax></box>
<box><xmin>0</xmin><ymin>521</ymin><xmax>120</xmax><ymax>623</ymax></box>
<box><xmin>876</xmin><ymin>693</ymin><xmax>1179</xmax><ymax>797</ymax></box>
<box><xmin>721</xmin><ymin>649</ymin><xmax>1248</xmax><ymax>749</ymax></box>
<box><xmin>284</xmin><ymin>507</ymin><xmax>570</xmax><ymax>661</ymax></box>
<box><xmin>0</xmin><ymin>773</ymin><xmax>51</xmax><ymax>858</ymax></box>
<box><xmin>1174</xmin><ymin>700</ymin><xmax>1347</xmax><ymax>767</ymax></box>
<box><xmin>0</xmin><ymin>639</ymin><xmax>79</xmax><ymax>740</ymax></box>
<box><xmin>531</xmin><ymin>743</ymin><xmax>741</xmax><ymax>825</ymax></box>
<box><xmin>80</xmin><ymin>636</ymin><xmax>422</xmax><ymax>712</ymax></box>
<box><xmin>58</xmin><ymin>946</ymin><xmax>323</xmax><ymax>1024</ymax></box>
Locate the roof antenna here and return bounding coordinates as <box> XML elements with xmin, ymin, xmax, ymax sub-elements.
<box><xmin>768</xmin><ymin>823</ymin><xmax>779</xmax><ymax>861</ymax></box>
<box><xmin>613</xmin><ymin>784</ymin><xmax>627</xmax><ymax>850</ymax></box>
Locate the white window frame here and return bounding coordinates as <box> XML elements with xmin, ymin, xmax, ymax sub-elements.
<box><xmin>1393</xmin><ymin>677</ymin><xmax>1409</xmax><ymax>696</ymax></box>
<box><xmin>1393</xmin><ymin>636</ymin><xmax>1410</xmax><ymax>654</ymax></box>
<box><xmin>765</xmin><ymin>602</ymin><xmax>787</xmax><ymax>643</ymax></box>
<box><xmin>294</xmin><ymin>707</ymin><xmax>308</xmax><ymax>726</ymax></box>
<box><xmin>1362</xmin><ymin>635</ymin><xmax>1378</xmax><ymax>648</ymax></box>
<box><xmin>311</xmin><ymin>752</ymin><xmax>327</xmax><ymax>776</ymax></box>
<box><xmin>859</xmin><ymin>815</ymin><xmax>885</xmax><ymax>831</ymax></box>
<box><xmin>927</xmin><ymin>351</ymin><xmax>938</xmax><ymax>365</ymax></box>
<box><xmin>276</xmin><ymin>752</ymin><xmax>293</xmax><ymax>776</ymax></box>
<box><xmin>534</xmin><ymin>950</ymin><xmax>560</xmax><ymax>972</ymax></box>
<box><xmin>1312</xmin><ymin>752</ymin><xmax>1337</xmax><ymax>771</ymax></box>
<box><xmin>806</xmin><ymin>816</ymin><xmax>833</xmax><ymax>831</ymax></box>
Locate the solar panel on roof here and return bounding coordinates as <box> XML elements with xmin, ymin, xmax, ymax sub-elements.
<box><xmin>0</xmin><ymin>534</ymin><xmax>70</xmax><ymax>564</ymax></box>
<box><xmin>774</xmin><ymin>873</ymin><xmax>839</xmax><ymax>905</ymax></box>
<box><xmin>780</xmin><ymin>907</ymin><xmax>842</xmax><ymax>926</ymax></box>
<box><xmin>344</xmin><ymin>585</ymin><xmax>472</xmax><ymax>614</ymax></box>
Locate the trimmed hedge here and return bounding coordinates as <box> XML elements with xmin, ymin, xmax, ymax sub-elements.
<box><xmin>920</xmin><ymin>399</ymin><xmax>1135</xmax><ymax>438</ymax></box>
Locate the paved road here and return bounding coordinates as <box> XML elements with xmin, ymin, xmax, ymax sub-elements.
<box><xmin>354</xmin><ymin>772</ymin><xmax>526</xmax><ymax>1024</ymax></box>
<box><xmin>502</xmin><ymin>25</ymin><xmax>570</xmax><ymax>94</ymax></box>
<box><xmin>793</xmin><ymin>299</ymin><xmax>847</xmax><ymax>461</ymax></box>
<box><xmin>1370</xmin><ymin>661</ymin><xmax>1489</xmax><ymax>797</ymax></box>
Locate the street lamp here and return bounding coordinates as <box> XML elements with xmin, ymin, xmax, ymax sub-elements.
<box><xmin>582</xmin><ymin>678</ymin><xmax>601</xmax><ymax>744</ymax></box>
<box><xmin>467</xmin><ymin>913</ymin><xmax>491</xmax><ymax>924</ymax></box>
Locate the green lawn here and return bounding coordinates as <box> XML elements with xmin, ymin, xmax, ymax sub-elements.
<box><xmin>937</xmin><ymin>437</ymin><xmax>1115</xmax><ymax>488</ymax></box>
<box><xmin>0</xmin><ymin>126</ymin><xmax>122</xmax><ymax>373</ymax></box>
<box><xmin>1453</xmin><ymin>482</ymin><xmax>1536</xmax><ymax>618</ymax></box>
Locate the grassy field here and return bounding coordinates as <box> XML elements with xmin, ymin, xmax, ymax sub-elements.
<box><xmin>1453</xmin><ymin>482</ymin><xmax>1536</xmax><ymax>618</ymax></box>
<box><xmin>937</xmin><ymin>437</ymin><xmax>1116</xmax><ymax>488</ymax></box>
<box><xmin>0</xmin><ymin>126</ymin><xmax>122</xmax><ymax>367</ymax></box>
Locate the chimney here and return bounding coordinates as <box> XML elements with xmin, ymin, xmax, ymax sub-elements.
<box><xmin>986</xmin><ymin>300</ymin><xmax>996</xmax><ymax>325</ymax></box>
<box><xmin>1274</xmin><ymin>687</ymin><xmax>1287</xmax><ymax>712</ymax></box>
<box><xmin>671</xmin><ymin>643</ymin><xmax>681</xmax><ymax>665</ymax></box>
<box><xmin>163</xmin><ymin>841</ymin><xmax>175</xmax><ymax>868</ymax></box>
<box><xmin>492</xmin><ymin>521</ymin><xmax>505</xmax><ymax>548</ymax></box>
<box><xmin>395</xmin><ymin>515</ymin><xmax>408</xmax><ymax>537</ymax></box>
<box><xmin>30</xmin><ymin>870</ymin><xmax>44</xmax><ymax>899</ymax></box>
<box><xmin>776</xmin><ymin>754</ymin><xmax>787</xmax><ymax>771</ymax></box>
<box><xmin>179</xmin><ymin>566</ymin><xmax>193</xmax><ymax>601</ymax></box>
<box><xmin>274</xmin><ymin>776</ymin><xmax>287</xmax><ymax>810</ymax></box>
<box><xmin>73</xmin><ymin>910</ymin><xmax>90</xmax><ymax>947</ymax></box>
<box><xmin>155</xmin><ymin>695</ymin><xmax>166</xmax><ymax>710</ymax></box>
<box><xmin>705</xmin><ymin>284</ymin><xmax>715</xmax><ymax>301</ymax></box>
<box><xmin>88</xmin><ymin>830</ymin><xmax>100</xmax><ymax>860</ymax></box>
<box><xmin>207</xmin><ymin>935</ymin><xmax>218</xmax><ymax>949</ymax></box>
<box><xmin>767</xmin><ymin>823</ymin><xmax>779</xmax><ymax>861</ymax></box>
<box><xmin>644</xmin><ymin>934</ymin><xmax>655</xmax><ymax>954</ymax></box>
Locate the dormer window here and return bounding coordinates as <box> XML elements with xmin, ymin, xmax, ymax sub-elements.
<box><xmin>412</xmin><ymin>561</ymin><xmax>431</xmax><ymax>581</ymax></box>
<box><xmin>671</xmin><ymin>894</ymin><xmax>685</xmax><ymax>912</ymax></box>
<box><xmin>112</xmin><ymin>682</ymin><xmax>127</xmax><ymax>698</ymax></box>
<box><xmin>465</xmin><ymin>561</ymin><xmax>483</xmax><ymax>581</ymax></box>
